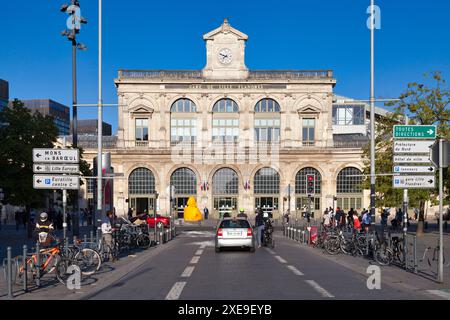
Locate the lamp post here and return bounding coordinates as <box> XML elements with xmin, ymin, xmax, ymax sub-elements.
<box><xmin>60</xmin><ymin>0</ymin><xmax>87</xmax><ymax>237</ymax></box>
<box><xmin>369</xmin><ymin>0</ymin><xmax>376</xmax><ymax>226</ymax></box>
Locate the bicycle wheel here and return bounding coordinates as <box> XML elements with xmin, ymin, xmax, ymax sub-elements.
<box><xmin>55</xmin><ymin>257</ymin><xmax>80</xmax><ymax>285</ymax></box>
<box><xmin>324</xmin><ymin>236</ymin><xmax>340</xmax><ymax>255</ymax></box>
<box><xmin>136</xmin><ymin>234</ymin><xmax>151</xmax><ymax>249</ymax></box>
<box><xmin>74</xmin><ymin>248</ymin><xmax>102</xmax><ymax>276</ymax></box>
<box><xmin>374</xmin><ymin>244</ymin><xmax>393</xmax><ymax>266</ymax></box>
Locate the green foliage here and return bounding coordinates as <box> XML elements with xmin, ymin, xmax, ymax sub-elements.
<box><xmin>362</xmin><ymin>72</ymin><xmax>450</xmax><ymax>208</ymax></box>
<box><xmin>0</xmin><ymin>99</ymin><xmax>58</xmax><ymax>207</ymax></box>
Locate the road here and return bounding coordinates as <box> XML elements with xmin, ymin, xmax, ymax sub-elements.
<box><xmin>85</xmin><ymin>229</ymin><xmax>439</xmax><ymax>300</ymax></box>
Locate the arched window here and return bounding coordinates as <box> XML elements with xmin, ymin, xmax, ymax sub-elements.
<box><xmin>212</xmin><ymin>99</ymin><xmax>239</xmax><ymax>142</ymax></box>
<box><xmin>254</xmin><ymin>98</ymin><xmax>281</xmax><ymax>142</ymax></box>
<box><xmin>336</xmin><ymin>167</ymin><xmax>363</xmax><ymax>211</ymax></box>
<box><xmin>212</xmin><ymin>168</ymin><xmax>239</xmax><ymax>195</ymax></box>
<box><xmin>170</xmin><ymin>168</ymin><xmax>197</xmax><ymax>195</ymax></box>
<box><xmin>254</xmin><ymin>167</ymin><xmax>280</xmax><ymax>195</ymax></box>
<box><xmin>128</xmin><ymin>167</ymin><xmax>156</xmax><ymax>195</ymax></box>
<box><xmin>295</xmin><ymin>167</ymin><xmax>321</xmax><ymax>194</ymax></box>
<box><xmin>170</xmin><ymin>98</ymin><xmax>197</xmax><ymax>144</ymax></box>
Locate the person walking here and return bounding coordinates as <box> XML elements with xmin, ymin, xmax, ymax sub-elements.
<box><xmin>255</xmin><ymin>208</ymin><xmax>265</xmax><ymax>248</ymax></box>
<box><xmin>362</xmin><ymin>209</ymin><xmax>371</xmax><ymax>233</ymax></box>
<box><xmin>347</xmin><ymin>208</ymin><xmax>355</xmax><ymax>228</ymax></box>
<box><xmin>237</xmin><ymin>208</ymin><xmax>247</xmax><ymax>218</ymax></box>
<box><xmin>353</xmin><ymin>212</ymin><xmax>362</xmax><ymax>232</ymax></box>
<box><xmin>203</xmin><ymin>206</ymin><xmax>209</xmax><ymax>220</ymax></box>
<box><xmin>335</xmin><ymin>207</ymin><xmax>342</xmax><ymax>228</ymax></box>
<box><xmin>128</xmin><ymin>207</ymin><xmax>133</xmax><ymax>220</ymax></box>
<box><xmin>322</xmin><ymin>208</ymin><xmax>331</xmax><ymax>229</ymax></box>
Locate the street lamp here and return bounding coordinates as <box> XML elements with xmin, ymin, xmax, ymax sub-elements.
<box><xmin>60</xmin><ymin>0</ymin><xmax>87</xmax><ymax>237</ymax></box>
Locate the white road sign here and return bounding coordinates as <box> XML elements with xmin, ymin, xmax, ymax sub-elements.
<box><xmin>33</xmin><ymin>175</ymin><xmax>79</xmax><ymax>190</ymax></box>
<box><xmin>393</xmin><ymin>141</ymin><xmax>434</xmax><ymax>154</ymax></box>
<box><xmin>393</xmin><ymin>155</ymin><xmax>431</xmax><ymax>164</ymax></box>
<box><xmin>393</xmin><ymin>165</ymin><xmax>435</xmax><ymax>174</ymax></box>
<box><xmin>33</xmin><ymin>164</ymin><xmax>79</xmax><ymax>174</ymax></box>
<box><xmin>393</xmin><ymin>175</ymin><xmax>435</xmax><ymax>189</ymax></box>
<box><xmin>33</xmin><ymin>148</ymin><xmax>79</xmax><ymax>163</ymax></box>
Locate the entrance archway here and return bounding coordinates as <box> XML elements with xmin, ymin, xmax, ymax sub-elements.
<box><xmin>212</xmin><ymin>168</ymin><xmax>239</xmax><ymax>218</ymax></box>
<box><xmin>128</xmin><ymin>167</ymin><xmax>156</xmax><ymax>216</ymax></box>
<box><xmin>254</xmin><ymin>167</ymin><xmax>280</xmax><ymax>216</ymax></box>
<box><xmin>170</xmin><ymin>167</ymin><xmax>197</xmax><ymax>219</ymax></box>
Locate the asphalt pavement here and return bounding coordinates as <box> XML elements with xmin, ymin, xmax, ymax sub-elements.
<box><xmin>87</xmin><ymin>229</ymin><xmax>445</xmax><ymax>300</ymax></box>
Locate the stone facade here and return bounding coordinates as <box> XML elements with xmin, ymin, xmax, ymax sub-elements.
<box><xmin>80</xmin><ymin>20</ymin><xmax>368</xmax><ymax>219</ymax></box>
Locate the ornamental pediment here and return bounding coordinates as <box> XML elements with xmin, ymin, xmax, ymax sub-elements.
<box><xmin>203</xmin><ymin>19</ymin><xmax>248</xmax><ymax>41</ymax></box>
<box><xmin>297</xmin><ymin>105</ymin><xmax>321</xmax><ymax>115</ymax></box>
<box><xmin>129</xmin><ymin>104</ymin><xmax>154</xmax><ymax>115</ymax></box>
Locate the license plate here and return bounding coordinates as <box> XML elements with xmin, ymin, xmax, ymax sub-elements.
<box><xmin>227</xmin><ymin>231</ymin><xmax>242</xmax><ymax>236</ymax></box>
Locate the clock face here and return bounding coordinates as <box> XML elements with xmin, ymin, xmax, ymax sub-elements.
<box><xmin>218</xmin><ymin>48</ymin><xmax>233</xmax><ymax>65</ymax></box>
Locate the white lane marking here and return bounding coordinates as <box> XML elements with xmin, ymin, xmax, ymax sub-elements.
<box><xmin>287</xmin><ymin>265</ymin><xmax>304</xmax><ymax>276</ymax></box>
<box><xmin>165</xmin><ymin>282</ymin><xmax>187</xmax><ymax>300</ymax></box>
<box><xmin>274</xmin><ymin>255</ymin><xmax>287</xmax><ymax>264</ymax></box>
<box><xmin>266</xmin><ymin>248</ymin><xmax>276</xmax><ymax>255</ymax></box>
<box><xmin>195</xmin><ymin>249</ymin><xmax>204</xmax><ymax>255</ymax></box>
<box><xmin>181</xmin><ymin>266</ymin><xmax>195</xmax><ymax>278</ymax></box>
<box><xmin>127</xmin><ymin>254</ymin><xmax>137</xmax><ymax>258</ymax></box>
<box><xmin>427</xmin><ymin>290</ymin><xmax>450</xmax><ymax>300</ymax></box>
<box><xmin>190</xmin><ymin>256</ymin><xmax>200</xmax><ymax>264</ymax></box>
<box><xmin>305</xmin><ymin>280</ymin><xmax>334</xmax><ymax>298</ymax></box>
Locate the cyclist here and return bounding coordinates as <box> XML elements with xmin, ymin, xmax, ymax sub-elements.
<box><xmin>35</xmin><ymin>212</ymin><xmax>55</xmax><ymax>247</ymax></box>
<box><xmin>237</xmin><ymin>208</ymin><xmax>247</xmax><ymax>218</ymax></box>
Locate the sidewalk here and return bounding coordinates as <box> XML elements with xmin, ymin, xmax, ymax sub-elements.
<box><xmin>0</xmin><ymin>228</ymin><xmax>179</xmax><ymax>300</ymax></box>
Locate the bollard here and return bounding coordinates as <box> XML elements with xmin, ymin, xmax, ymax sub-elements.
<box><xmin>90</xmin><ymin>231</ymin><xmax>94</xmax><ymax>244</ymax></box>
<box><xmin>159</xmin><ymin>231</ymin><xmax>163</xmax><ymax>244</ymax></box>
<box><xmin>168</xmin><ymin>227</ymin><xmax>172</xmax><ymax>241</ymax></box>
<box><xmin>165</xmin><ymin>229</ymin><xmax>169</xmax><ymax>242</ymax></box>
<box><xmin>36</xmin><ymin>241</ymin><xmax>40</xmax><ymax>287</ymax></box>
<box><xmin>7</xmin><ymin>247</ymin><xmax>13</xmax><ymax>299</ymax></box>
<box><xmin>22</xmin><ymin>245</ymin><xmax>27</xmax><ymax>293</ymax></box>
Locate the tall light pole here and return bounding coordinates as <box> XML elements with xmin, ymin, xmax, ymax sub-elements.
<box><xmin>97</xmin><ymin>0</ymin><xmax>103</xmax><ymax>225</ymax></box>
<box><xmin>369</xmin><ymin>0</ymin><xmax>376</xmax><ymax>224</ymax></box>
<box><xmin>61</xmin><ymin>0</ymin><xmax>87</xmax><ymax>237</ymax></box>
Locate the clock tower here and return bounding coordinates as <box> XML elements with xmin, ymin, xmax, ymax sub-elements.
<box><xmin>202</xmin><ymin>19</ymin><xmax>249</xmax><ymax>80</ymax></box>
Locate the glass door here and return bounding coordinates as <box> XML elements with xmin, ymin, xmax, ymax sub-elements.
<box><xmin>213</xmin><ymin>197</ymin><xmax>237</xmax><ymax>218</ymax></box>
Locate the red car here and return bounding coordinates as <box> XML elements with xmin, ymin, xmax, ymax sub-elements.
<box><xmin>146</xmin><ymin>214</ymin><xmax>171</xmax><ymax>229</ymax></box>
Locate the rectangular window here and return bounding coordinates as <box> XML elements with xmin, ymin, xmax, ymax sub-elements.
<box><xmin>254</xmin><ymin>118</ymin><xmax>280</xmax><ymax>142</ymax></box>
<box><xmin>302</xmin><ymin>118</ymin><xmax>315</xmax><ymax>142</ymax></box>
<box><xmin>171</xmin><ymin>118</ymin><xmax>197</xmax><ymax>143</ymax></box>
<box><xmin>332</xmin><ymin>105</ymin><xmax>365</xmax><ymax>125</ymax></box>
<box><xmin>212</xmin><ymin>118</ymin><xmax>239</xmax><ymax>142</ymax></box>
<box><xmin>135</xmin><ymin>118</ymin><xmax>148</xmax><ymax>141</ymax></box>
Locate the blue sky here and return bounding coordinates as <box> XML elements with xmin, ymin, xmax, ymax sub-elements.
<box><xmin>1</xmin><ymin>0</ymin><xmax>449</xmax><ymax>133</ymax></box>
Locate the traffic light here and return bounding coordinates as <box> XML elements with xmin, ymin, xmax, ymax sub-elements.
<box><xmin>306</xmin><ymin>174</ymin><xmax>315</xmax><ymax>196</ymax></box>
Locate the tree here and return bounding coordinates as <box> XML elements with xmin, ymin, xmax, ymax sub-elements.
<box><xmin>362</xmin><ymin>72</ymin><xmax>450</xmax><ymax>235</ymax></box>
<box><xmin>0</xmin><ymin>99</ymin><xmax>58</xmax><ymax>208</ymax></box>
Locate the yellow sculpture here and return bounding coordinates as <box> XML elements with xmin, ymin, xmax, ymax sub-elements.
<box><xmin>183</xmin><ymin>196</ymin><xmax>203</xmax><ymax>222</ymax></box>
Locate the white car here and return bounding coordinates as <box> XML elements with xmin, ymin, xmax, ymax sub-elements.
<box><xmin>215</xmin><ymin>217</ymin><xmax>255</xmax><ymax>252</ymax></box>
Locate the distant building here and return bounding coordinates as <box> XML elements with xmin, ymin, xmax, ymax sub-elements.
<box><xmin>16</xmin><ymin>99</ymin><xmax>70</xmax><ymax>135</ymax></box>
<box><xmin>0</xmin><ymin>79</ymin><xmax>8</xmax><ymax>111</ymax></box>
<box><xmin>72</xmin><ymin>119</ymin><xmax>112</xmax><ymax>136</ymax></box>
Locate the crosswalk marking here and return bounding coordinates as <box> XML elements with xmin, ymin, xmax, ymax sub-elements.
<box><xmin>190</xmin><ymin>256</ymin><xmax>200</xmax><ymax>264</ymax></box>
<box><xmin>165</xmin><ymin>282</ymin><xmax>186</xmax><ymax>300</ymax></box>
<box><xmin>195</xmin><ymin>249</ymin><xmax>204</xmax><ymax>255</ymax></box>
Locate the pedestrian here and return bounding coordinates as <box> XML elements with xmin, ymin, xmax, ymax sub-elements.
<box><xmin>347</xmin><ymin>208</ymin><xmax>355</xmax><ymax>227</ymax></box>
<box><xmin>128</xmin><ymin>207</ymin><xmax>133</xmax><ymax>220</ymax></box>
<box><xmin>15</xmin><ymin>210</ymin><xmax>20</xmax><ymax>231</ymax></box>
<box><xmin>362</xmin><ymin>209</ymin><xmax>371</xmax><ymax>233</ymax></box>
<box><xmin>203</xmin><ymin>206</ymin><xmax>209</xmax><ymax>220</ymax></box>
<box><xmin>381</xmin><ymin>208</ymin><xmax>389</xmax><ymax>230</ymax></box>
<box><xmin>237</xmin><ymin>208</ymin><xmax>247</xmax><ymax>218</ymax></box>
<box><xmin>353</xmin><ymin>212</ymin><xmax>362</xmax><ymax>232</ymax></box>
<box><xmin>322</xmin><ymin>208</ymin><xmax>331</xmax><ymax>229</ymax></box>
<box><xmin>254</xmin><ymin>207</ymin><xmax>265</xmax><ymax>248</ymax></box>
<box><xmin>335</xmin><ymin>207</ymin><xmax>342</xmax><ymax>228</ymax></box>
<box><xmin>101</xmin><ymin>211</ymin><xmax>114</xmax><ymax>260</ymax></box>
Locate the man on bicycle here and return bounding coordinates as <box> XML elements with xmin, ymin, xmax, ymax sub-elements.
<box><xmin>35</xmin><ymin>212</ymin><xmax>55</xmax><ymax>247</ymax></box>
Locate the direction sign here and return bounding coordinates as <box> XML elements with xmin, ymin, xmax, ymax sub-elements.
<box><xmin>393</xmin><ymin>175</ymin><xmax>435</xmax><ymax>189</ymax></box>
<box><xmin>33</xmin><ymin>175</ymin><xmax>79</xmax><ymax>190</ymax></box>
<box><xmin>393</xmin><ymin>155</ymin><xmax>431</xmax><ymax>164</ymax></box>
<box><xmin>393</xmin><ymin>165</ymin><xmax>435</xmax><ymax>174</ymax></box>
<box><xmin>393</xmin><ymin>140</ymin><xmax>434</xmax><ymax>154</ymax></box>
<box><xmin>33</xmin><ymin>164</ymin><xmax>79</xmax><ymax>174</ymax></box>
<box><xmin>33</xmin><ymin>148</ymin><xmax>79</xmax><ymax>163</ymax></box>
<box><xmin>393</xmin><ymin>125</ymin><xmax>436</xmax><ymax>139</ymax></box>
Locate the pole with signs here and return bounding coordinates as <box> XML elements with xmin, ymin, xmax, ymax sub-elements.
<box><xmin>438</xmin><ymin>139</ymin><xmax>443</xmax><ymax>283</ymax></box>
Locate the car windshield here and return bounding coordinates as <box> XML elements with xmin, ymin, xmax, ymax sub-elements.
<box><xmin>220</xmin><ymin>219</ymin><xmax>250</xmax><ymax>229</ymax></box>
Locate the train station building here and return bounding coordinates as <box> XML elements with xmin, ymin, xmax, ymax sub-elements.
<box><xmin>77</xmin><ymin>19</ymin><xmax>386</xmax><ymax>219</ymax></box>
